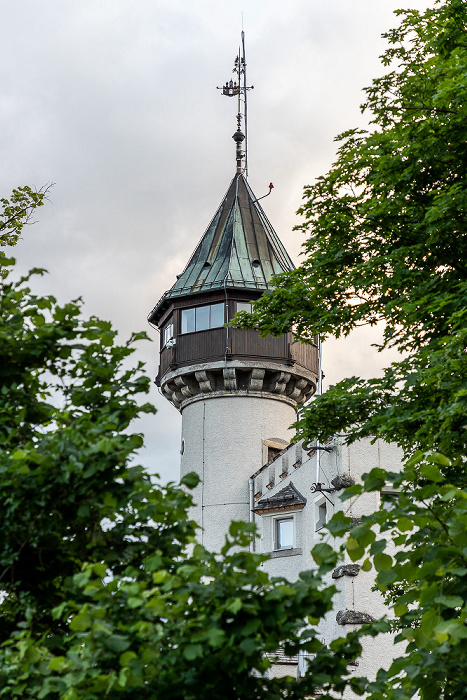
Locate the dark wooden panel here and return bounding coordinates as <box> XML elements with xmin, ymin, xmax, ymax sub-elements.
<box><xmin>159</xmin><ymin>345</ymin><xmax>175</xmax><ymax>379</ymax></box>
<box><xmin>230</xmin><ymin>328</ymin><xmax>289</xmax><ymax>359</ymax></box>
<box><xmin>158</xmin><ymin>327</ymin><xmax>318</xmax><ymax>382</ymax></box>
<box><xmin>290</xmin><ymin>340</ymin><xmax>319</xmax><ymax>374</ymax></box>
<box><xmin>177</xmin><ymin>328</ymin><xmax>226</xmax><ymax>365</ymax></box>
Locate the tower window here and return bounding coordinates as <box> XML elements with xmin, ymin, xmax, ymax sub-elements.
<box><xmin>181</xmin><ymin>303</ymin><xmax>224</xmax><ymax>334</ymax></box>
<box><xmin>163</xmin><ymin>320</ymin><xmax>174</xmax><ymax>346</ymax></box>
<box><xmin>275</xmin><ymin>517</ymin><xmax>294</xmax><ymax>550</ymax></box>
<box><xmin>236</xmin><ymin>301</ymin><xmax>252</xmax><ymax>314</ymax></box>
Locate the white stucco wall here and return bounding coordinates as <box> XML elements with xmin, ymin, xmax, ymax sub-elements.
<box><xmin>180</xmin><ymin>394</ymin><xmax>297</xmax><ymax>551</ymax></box>
<box><xmin>254</xmin><ymin>436</ymin><xmax>405</xmax><ymax>693</ymax></box>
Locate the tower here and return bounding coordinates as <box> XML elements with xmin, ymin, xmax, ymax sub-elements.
<box><xmin>148</xmin><ymin>39</ymin><xmax>318</xmax><ymax>550</ymax></box>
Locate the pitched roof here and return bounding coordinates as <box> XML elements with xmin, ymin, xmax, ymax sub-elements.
<box><xmin>253</xmin><ymin>481</ymin><xmax>307</xmax><ymax>514</ymax></box>
<box><xmin>149</xmin><ymin>173</ymin><xmax>294</xmax><ymax>321</ymax></box>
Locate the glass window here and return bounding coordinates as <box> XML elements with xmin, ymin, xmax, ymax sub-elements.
<box><xmin>163</xmin><ymin>320</ymin><xmax>174</xmax><ymax>346</ymax></box>
<box><xmin>210</xmin><ymin>303</ymin><xmax>224</xmax><ymax>328</ymax></box>
<box><xmin>181</xmin><ymin>303</ymin><xmax>224</xmax><ymax>333</ymax></box>
<box><xmin>237</xmin><ymin>302</ymin><xmax>252</xmax><ymax>314</ymax></box>
<box><xmin>276</xmin><ymin>517</ymin><xmax>294</xmax><ymax>550</ymax></box>
<box><xmin>196</xmin><ymin>305</ymin><xmax>210</xmax><ymax>331</ymax></box>
<box><xmin>316</xmin><ymin>502</ymin><xmax>327</xmax><ymax>531</ymax></box>
<box><xmin>181</xmin><ymin>308</ymin><xmax>195</xmax><ymax>334</ymax></box>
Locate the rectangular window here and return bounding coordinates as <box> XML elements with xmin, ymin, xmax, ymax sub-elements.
<box><xmin>210</xmin><ymin>302</ymin><xmax>225</xmax><ymax>327</ymax></box>
<box><xmin>181</xmin><ymin>307</ymin><xmax>195</xmax><ymax>334</ymax></box>
<box><xmin>275</xmin><ymin>517</ymin><xmax>294</xmax><ymax>550</ymax></box>
<box><xmin>163</xmin><ymin>320</ymin><xmax>174</xmax><ymax>346</ymax></box>
<box><xmin>196</xmin><ymin>305</ymin><xmax>210</xmax><ymax>331</ymax></box>
<box><xmin>316</xmin><ymin>502</ymin><xmax>327</xmax><ymax>531</ymax></box>
<box><xmin>181</xmin><ymin>303</ymin><xmax>224</xmax><ymax>334</ymax></box>
<box><xmin>236</xmin><ymin>301</ymin><xmax>252</xmax><ymax>314</ymax></box>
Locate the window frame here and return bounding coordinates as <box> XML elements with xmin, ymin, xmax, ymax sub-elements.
<box><xmin>315</xmin><ymin>498</ymin><xmax>327</xmax><ymax>531</ymax></box>
<box><xmin>162</xmin><ymin>319</ymin><xmax>174</xmax><ymax>347</ymax></box>
<box><xmin>180</xmin><ymin>303</ymin><xmax>225</xmax><ymax>334</ymax></box>
<box><xmin>272</xmin><ymin>513</ymin><xmax>295</xmax><ymax>551</ymax></box>
<box><xmin>236</xmin><ymin>301</ymin><xmax>252</xmax><ymax>314</ymax></box>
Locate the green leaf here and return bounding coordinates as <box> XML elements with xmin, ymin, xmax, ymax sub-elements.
<box><xmin>104</xmin><ymin>635</ymin><xmax>131</xmax><ymax>653</ymax></box>
<box><xmin>420</xmin><ymin>463</ymin><xmax>443</xmax><ymax>483</ymax></box>
<box><xmin>374</xmin><ymin>552</ymin><xmax>393</xmax><ymax>572</ymax></box>
<box><xmin>227</xmin><ymin>598</ymin><xmax>242</xmax><ymax>614</ymax></box>
<box><xmin>180</xmin><ymin>471</ymin><xmax>200</xmax><ymax>489</ymax></box>
<box><xmin>69</xmin><ymin>609</ymin><xmax>92</xmax><ymax>631</ymax></box>
<box><xmin>120</xmin><ymin>651</ymin><xmax>138</xmax><ymax>667</ymax></box>
<box><xmin>435</xmin><ymin>595</ymin><xmax>463</xmax><ymax>608</ymax></box>
<box><xmin>397</xmin><ymin>517</ymin><xmax>413</xmax><ymax>532</ymax></box>
<box><xmin>49</xmin><ymin>656</ymin><xmax>68</xmax><ymax>672</ymax></box>
<box><xmin>184</xmin><ymin>644</ymin><xmax>203</xmax><ymax>661</ymax></box>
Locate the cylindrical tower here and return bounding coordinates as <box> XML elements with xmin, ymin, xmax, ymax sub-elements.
<box><xmin>148</xmin><ymin>171</ymin><xmax>318</xmax><ymax>550</ymax></box>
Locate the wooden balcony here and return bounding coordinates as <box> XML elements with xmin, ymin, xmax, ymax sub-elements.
<box><xmin>157</xmin><ymin>327</ymin><xmax>318</xmax><ymax>385</ymax></box>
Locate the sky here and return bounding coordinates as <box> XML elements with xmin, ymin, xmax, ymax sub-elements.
<box><xmin>1</xmin><ymin>0</ymin><xmax>430</xmax><ymax>483</ymax></box>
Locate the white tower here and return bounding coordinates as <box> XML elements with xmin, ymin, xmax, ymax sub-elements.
<box><xmin>148</xmin><ymin>42</ymin><xmax>318</xmax><ymax>551</ymax></box>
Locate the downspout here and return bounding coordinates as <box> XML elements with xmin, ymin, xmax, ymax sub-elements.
<box><xmin>315</xmin><ymin>335</ymin><xmax>322</xmax><ymax>483</ymax></box>
<box><xmin>249</xmin><ymin>477</ymin><xmax>255</xmax><ymax>552</ymax></box>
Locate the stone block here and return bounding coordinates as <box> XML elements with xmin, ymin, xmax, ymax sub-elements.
<box><xmin>332</xmin><ymin>564</ymin><xmax>361</xmax><ymax>579</ymax></box>
<box><xmin>336</xmin><ymin>610</ymin><xmax>374</xmax><ymax>625</ymax></box>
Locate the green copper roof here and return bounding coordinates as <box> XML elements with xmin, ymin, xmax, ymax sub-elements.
<box><xmin>150</xmin><ymin>173</ymin><xmax>294</xmax><ymax>319</ymax></box>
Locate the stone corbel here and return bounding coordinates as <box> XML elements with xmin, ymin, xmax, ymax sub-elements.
<box><xmin>174</xmin><ymin>375</ymin><xmax>195</xmax><ymax>398</ymax></box>
<box><xmin>336</xmin><ymin>610</ymin><xmax>374</xmax><ymax>625</ymax></box>
<box><xmin>195</xmin><ymin>370</ymin><xmax>214</xmax><ymax>393</ymax></box>
<box><xmin>249</xmin><ymin>368</ymin><xmax>265</xmax><ymax>392</ymax></box>
<box><xmin>223</xmin><ymin>367</ymin><xmax>237</xmax><ymax>391</ymax></box>
<box><xmin>286</xmin><ymin>377</ymin><xmax>308</xmax><ymax>401</ymax></box>
<box><xmin>270</xmin><ymin>372</ymin><xmax>291</xmax><ymax>395</ymax></box>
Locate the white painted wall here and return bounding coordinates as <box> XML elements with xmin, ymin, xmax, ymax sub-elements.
<box><xmin>254</xmin><ymin>437</ymin><xmax>405</xmax><ymax>693</ymax></box>
<box><xmin>180</xmin><ymin>393</ymin><xmax>297</xmax><ymax>551</ymax></box>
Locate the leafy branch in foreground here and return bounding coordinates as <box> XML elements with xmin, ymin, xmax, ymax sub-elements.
<box><xmin>326</xmin><ymin>452</ymin><xmax>467</xmax><ymax>700</ymax></box>
<box><xmin>0</xmin><ymin>251</ymin><xmax>359</xmax><ymax>697</ymax></box>
<box><xmin>0</xmin><ymin>185</ymin><xmax>51</xmax><ymax>249</ymax></box>
<box><xmin>233</xmin><ymin>0</ymin><xmax>467</xmax><ymax>470</ymax></box>
<box><xmin>234</xmin><ymin>1</ymin><xmax>467</xmax><ymax>696</ymax></box>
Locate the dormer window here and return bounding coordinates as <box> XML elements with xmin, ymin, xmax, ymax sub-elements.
<box><xmin>181</xmin><ymin>303</ymin><xmax>224</xmax><ymax>334</ymax></box>
<box><xmin>275</xmin><ymin>516</ymin><xmax>294</xmax><ymax>550</ymax></box>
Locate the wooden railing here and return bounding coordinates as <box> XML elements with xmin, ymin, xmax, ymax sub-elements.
<box><xmin>158</xmin><ymin>327</ymin><xmax>318</xmax><ymax>382</ymax></box>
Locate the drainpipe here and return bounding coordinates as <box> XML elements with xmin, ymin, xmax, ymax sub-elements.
<box><xmin>316</xmin><ymin>336</ymin><xmax>322</xmax><ymax>483</ymax></box>
<box><xmin>249</xmin><ymin>478</ymin><xmax>255</xmax><ymax>552</ymax></box>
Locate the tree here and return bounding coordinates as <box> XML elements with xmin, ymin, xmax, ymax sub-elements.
<box><xmin>0</xmin><ymin>185</ymin><xmax>49</xmax><ymax>250</ymax></box>
<box><xmin>234</xmin><ymin>0</ymin><xmax>467</xmax><ymax>696</ymax></box>
<box><xmin>0</xmin><ymin>190</ymin><xmax>361</xmax><ymax>699</ymax></box>
<box><xmin>235</xmin><ymin>0</ymin><xmax>467</xmax><ymax>471</ymax></box>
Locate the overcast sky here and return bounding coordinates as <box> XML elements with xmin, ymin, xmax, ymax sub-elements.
<box><xmin>1</xmin><ymin>1</ymin><xmax>430</xmax><ymax>483</ymax></box>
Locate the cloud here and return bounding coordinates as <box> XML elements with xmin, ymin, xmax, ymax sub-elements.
<box><xmin>1</xmin><ymin>0</ymin><xmax>430</xmax><ymax>482</ymax></box>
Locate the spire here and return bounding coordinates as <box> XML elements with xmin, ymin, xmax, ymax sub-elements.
<box><xmin>148</xmin><ymin>33</ymin><xmax>292</xmax><ymax>325</ymax></box>
<box><xmin>218</xmin><ymin>31</ymin><xmax>253</xmax><ymax>177</ymax></box>
<box><xmin>148</xmin><ymin>173</ymin><xmax>294</xmax><ymax>322</ymax></box>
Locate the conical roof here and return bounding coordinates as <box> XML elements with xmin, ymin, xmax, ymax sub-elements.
<box><xmin>149</xmin><ymin>173</ymin><xmax>294</xmax><ymax>321</ymax></box>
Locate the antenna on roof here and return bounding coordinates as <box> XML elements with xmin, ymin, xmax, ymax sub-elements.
<box><xmin>217</xmin><ymin>31</ymin><xmax>253</xmax><ymax>177</ymax></box>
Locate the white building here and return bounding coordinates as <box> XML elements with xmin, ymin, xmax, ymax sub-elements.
<box><xmin>148</xmin><ymin>111</ymin><xmax>402</xmax><ymax>690</ymax></box>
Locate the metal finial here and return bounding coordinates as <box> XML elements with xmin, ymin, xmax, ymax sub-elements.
<box><xmin>217</xmin><ymin>31</ymin><xmax>253</xmax><ymax>176</ymax></box>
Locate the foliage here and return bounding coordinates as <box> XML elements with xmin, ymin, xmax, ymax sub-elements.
<box><xmin>328</xmin><ymin>453</ymin><xmax>467</xmax><ymax>700</ymax></box>
<box><xmin>0</xmin><ymin>254</ymin><xmax>161</xmax><ymax>637</ymax></box>
<box><xmin>0</xmin><ymin>186</ymin><xmax>49</xmax><ymax>250</ymax></box>
<box><xmin>0</xmin><ymin>525</ymin><xmax>354</xmax><ymax>700</ymax></box>
<box><xmin>233</xmin><ymin>0</ymin><xmax>467</xmax><ymax>472</ymax></box>
<box><xmin>0</xmin><ymin>194</ymin><xmax>360</xmax><ymax>698</ymax></box>
<box><xmin>234</xmin><ymin>1</ymin><xmax>467</xmax><ymax>696</ymax></box>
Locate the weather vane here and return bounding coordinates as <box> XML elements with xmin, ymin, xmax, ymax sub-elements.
<box><xmin>217</xmin><ymin>31</ymin><xmax>253</xmax><ymax>177</ymax></box>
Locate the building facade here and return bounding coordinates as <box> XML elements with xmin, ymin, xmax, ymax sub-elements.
<box><xmin>148</xmin><ymin>139</ymin><xmax>402</xmax><ymax>689</ymax></box>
